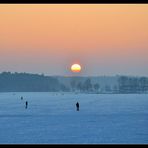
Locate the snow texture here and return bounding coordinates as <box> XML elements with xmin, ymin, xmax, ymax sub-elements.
<box><xmin>0</xmin><ymin>92</ymin><xmax>148</xmax><ymax>144</ymax></box>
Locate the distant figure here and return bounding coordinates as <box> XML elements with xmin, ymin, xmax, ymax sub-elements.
<box><xmin>25</xmin><ymin>101</ymin><xmax>28</xmax><ymax>109</ymax></box>
<box><xmin>21</xmin><ymin>96</ymin><xmax>23</xmax><ymax>100</ymax></box>
<box><xmin>76</xmin><ymin>102</ymin><xmax>79</xmax><ymax>111</ymax></box>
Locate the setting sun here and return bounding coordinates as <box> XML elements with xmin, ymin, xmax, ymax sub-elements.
<box><xmin>71</xmin><ymin>64</ymin><xmax>81</xmax><ymax>73</ymax></box>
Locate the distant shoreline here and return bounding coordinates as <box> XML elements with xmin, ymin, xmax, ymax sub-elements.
<box><xmin>0</xmin><ymin>72</ymin><xmax>148</xmax><ymax>93</ymax></box>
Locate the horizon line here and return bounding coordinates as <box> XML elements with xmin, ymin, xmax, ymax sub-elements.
<box><xmin>0</xmin><ymin>71</ymin><xmax>148</xmax><ymax>78</ymax></box>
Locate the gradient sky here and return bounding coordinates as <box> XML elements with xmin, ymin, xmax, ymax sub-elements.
<box><xmin>0</xmin><ymin>4</ymin><xmax>148</xmax><ymax>76</ymax></box>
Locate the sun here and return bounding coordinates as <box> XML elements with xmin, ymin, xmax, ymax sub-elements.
<box><xmin>71</xmin><ymin>64</ymin><xmax>81</xmax><ymax>73</ymax></box>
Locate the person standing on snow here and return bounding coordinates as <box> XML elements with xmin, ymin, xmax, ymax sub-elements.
<box><xmin>25</xmin><ymin>101</ymin><xmax>28</xmax><ymax>109</ymax></box>
<box><xmin>76</xmin><ymin>102</ymin><xmax>79</xmax><ymax>111</ymax></box>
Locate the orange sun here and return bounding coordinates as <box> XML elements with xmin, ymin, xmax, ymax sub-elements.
<box><xmin>71</xmin><ymin>64</ymin><xmax>81</xmax><ymax>73</ymax></box>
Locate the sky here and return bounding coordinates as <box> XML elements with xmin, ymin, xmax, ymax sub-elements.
<box><xmin>0</xmin><ymin>4</ymin><xmax>148</xmax><ymax>76</ymax></box>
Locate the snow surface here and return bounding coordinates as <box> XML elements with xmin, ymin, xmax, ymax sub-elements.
<box><xmin>0</xmin><ymin>92</ymin><xmax>148</xmax><ymax>144</ymax></box>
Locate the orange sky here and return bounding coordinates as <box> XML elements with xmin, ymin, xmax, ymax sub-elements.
<box><xmin>0</xmin><ymin>4</ymin><xmax>148</xmax><ymax>76</ymax></box>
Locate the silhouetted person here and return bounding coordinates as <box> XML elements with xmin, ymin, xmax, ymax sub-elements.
<box><xmin>76</xmin><ymin>102</ymin><xmax>79</xmax><ymax>111</ymax></box>
<box><xmin>21</xmin><ymin>96</ymin><xmax>23</xmax><ymax>100</ymax></box>
<box><xmin>25</xmin><ymin>101</ymin><xmax>28</xmax><ymax>109</ymax></box>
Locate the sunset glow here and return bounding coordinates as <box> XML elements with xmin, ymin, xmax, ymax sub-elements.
<box><xmin>0</xmin><ymin>4</ymin><xmax>148</xmax><ymax>76</ymax></box>
<box><xmin>71</xmin><ymin>64</ymin><xmax>81</xmax><ymax>73</ymax></box>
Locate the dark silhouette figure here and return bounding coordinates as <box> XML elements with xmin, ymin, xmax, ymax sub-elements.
<box><xmin>21</xmin><ymin>96</ymin><xmax>23</xmax><ymax>100</ymax></box>
<box><xmin>25</xmin><ymin>101</ymin><xmax>28</xmax><ymax>109</ymax></box>
<box><xmin>76</xmin><ymin>102</ymin><xmax>79</xmax><ymax>111</ymax></box>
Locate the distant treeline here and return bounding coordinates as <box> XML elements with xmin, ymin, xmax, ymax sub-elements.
<box><xmin>0</xmin><ymin>72</ymin><xmax>148</xmax><ymax>93</ymax></box>
<box><xmin>118</xmin><ymin>76</ymin><xmax>148</xmax><ymax>93</ymax></box>
<box><xmin>0</xmin><ymin>72</ymin><xmax>62</xmax><ymax>92</ymax></box>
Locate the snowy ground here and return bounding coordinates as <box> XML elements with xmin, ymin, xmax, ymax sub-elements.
<box><xmin>0</xmin><ymin>92</ymin><xmax>148</xmax><ymax>144</ymax></box>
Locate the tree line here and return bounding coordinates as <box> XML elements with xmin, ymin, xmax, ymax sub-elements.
<box><xmin>0</xmin><ymin>72</ymin><xmax>148</xmax><ymax>93</ymax></box>
<box><xmin>0</xmin><ymin>72</ymin><xmax>61</xmax><ymax>92</ymax></box>
<box><xmin>118</xmin><ymin>76</ymin><xmax>148</xmax><ymax>93</ymax></box>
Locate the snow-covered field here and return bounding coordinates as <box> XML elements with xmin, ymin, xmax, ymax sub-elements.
<box><xmin>0</xmin><ymin>92</ymin><xmax>148</xmax><ymax>144</ymax></box>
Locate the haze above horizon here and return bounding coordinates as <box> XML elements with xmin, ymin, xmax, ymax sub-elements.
<box><xmin>0</xmin><ymin>4</ymin><xmax>148</xmax><ymax>76</ymax></box>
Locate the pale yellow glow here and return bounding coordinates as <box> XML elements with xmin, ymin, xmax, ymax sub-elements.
<box><xmin>71</xmin><ymin>64</ymin><xmax>81</xmax><ymax>73</ymax></box>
